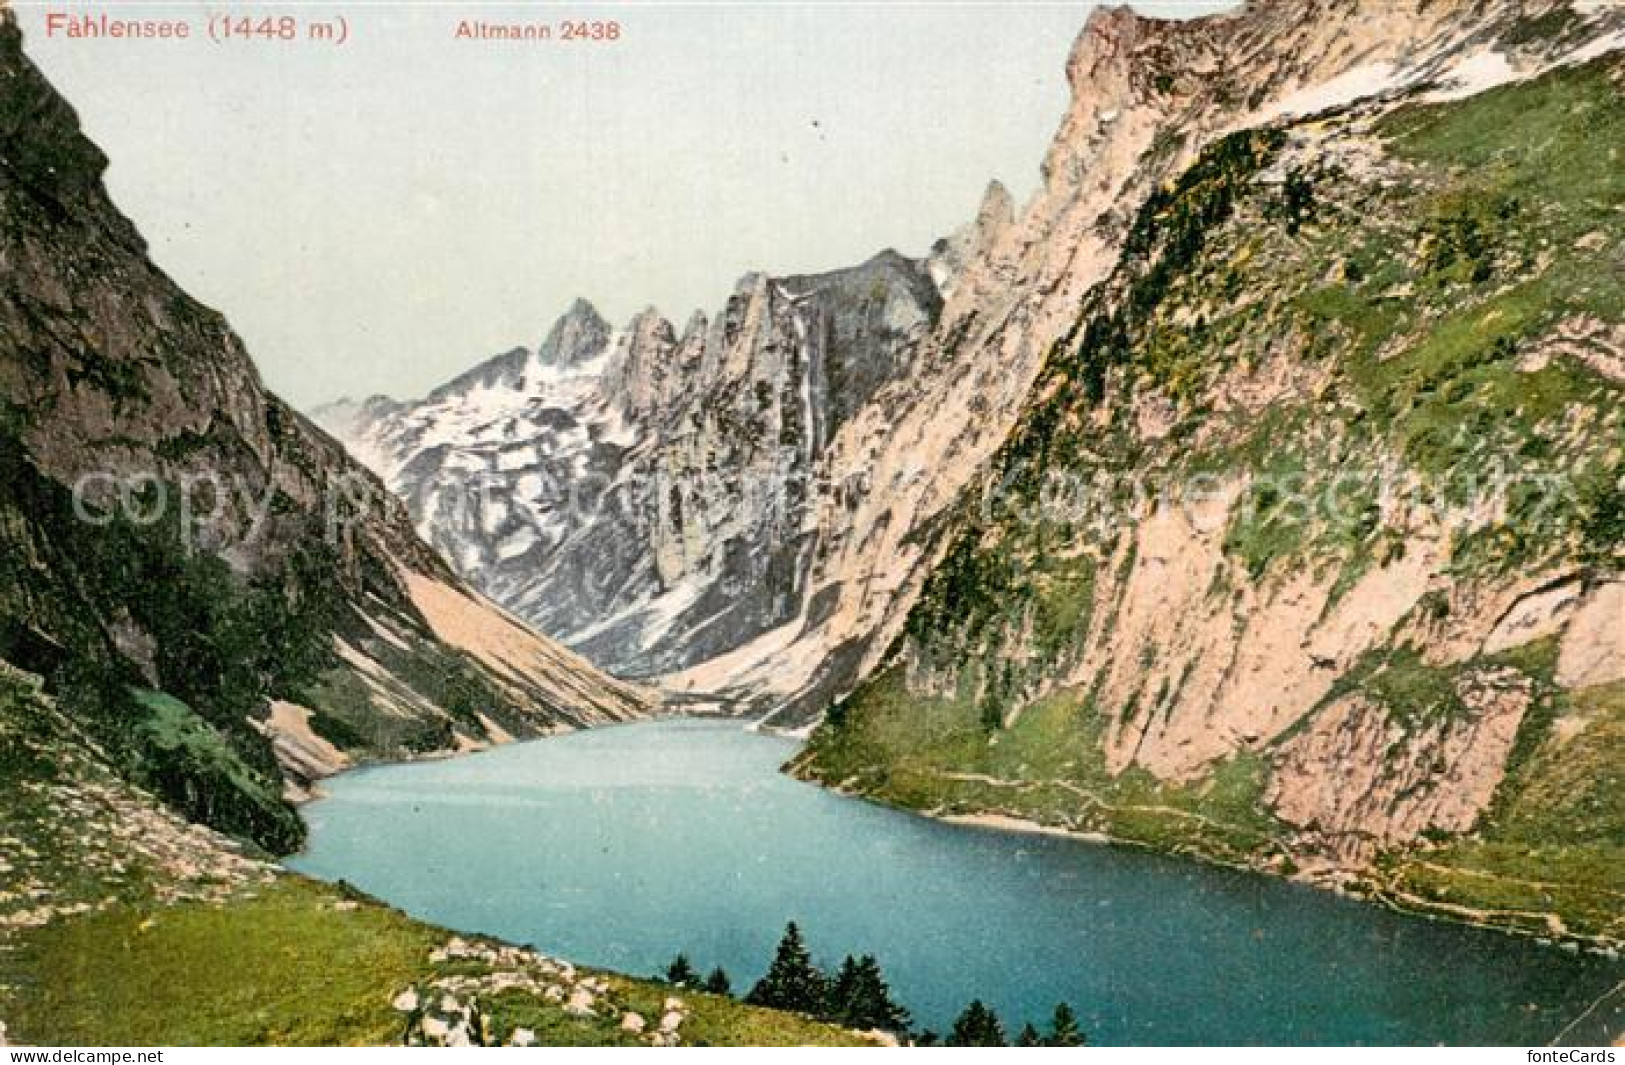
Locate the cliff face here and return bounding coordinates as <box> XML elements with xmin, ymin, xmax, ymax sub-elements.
<box><xmin>0</xmin><ymin>11</ymin><xmax>651</xmax><ymax>851</ymax></box>
<box><xmin>693</xmin><ymin>0</ymin><xmax>1607</xmax><ymax>724</ymax></box>
<box><xmin>796</xmin><ymin>2</ymin><xmax>1625</xmax><ymax>947</ymax></box>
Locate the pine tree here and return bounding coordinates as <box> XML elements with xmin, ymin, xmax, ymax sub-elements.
<box><xmin>664</xmin><ymin>953</ymin><xmax>698</xmax><ymax>987</ymax></box>
<box><xmin>1017</xmin><ymin>1023</ymin><xmax>1043</xmax><ymax>1046</ymax></box>
<box><xmin>704</xmin><ymin>967</ymin><xmax>733</xmax><ymax>996</ymax></box>
<box><xmin>948</xmin><ymin>1000</ymin><xmax>1007</xmax><ymax>1047</ymax></box>
<box><xmin>746</xmin><ymin>922</ymin><xmax>827</xmax><ymax>1013</ymax></box>
<box><xmin>1048</xmin><ymin>1002</ymin><xmax>1085</xmax><ymax>1047</ymax></box>
<box><xmin>825</xmin><ymin>954</ymin><xmax>911</xmax><ymax>1034</ymax></box>
<box><xmin>826</xmin><ymin>955</ymin><xmax>862</xmax><ymax>1022</ymax></box>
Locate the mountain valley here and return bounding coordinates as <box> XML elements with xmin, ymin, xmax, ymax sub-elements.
<box><xmin>2</xmin><ymin>0</ymin><xmax>1623</xmax><ymax>1047</ymax></box>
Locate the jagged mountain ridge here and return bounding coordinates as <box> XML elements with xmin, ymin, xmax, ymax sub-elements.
<box><xmin>0</xmin><ymin>10</ymin><xmax>651</xmax><ymax>851</ymax></box>
<box><xmin>316</xmin><ymin>247</ymin><xmax>947</xmax><ymax>686</ymax></box>
<box><xmin>323</xmin><ymin>0</ymin><xmax>1617</xmax><ymax>730</ymax></box>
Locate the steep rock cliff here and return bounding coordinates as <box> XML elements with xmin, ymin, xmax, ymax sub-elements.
<box><xmin>796</xmin><ymin>2</ymin><xmax>1625</xmax><ymax>947</ymax></box>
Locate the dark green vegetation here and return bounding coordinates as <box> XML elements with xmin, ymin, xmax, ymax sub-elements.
<box><xmin>948</xmin><ymin>1000</ymin><xmax>1007</xmax><ymax>1047</ymax></box>
<box><xmin>664</xmin><ymin>920</ymin><xmax>1091</xmax><ymax>1044</ymax></box>
<box><xmin>0</xmin><ymin>403</ymin><xmax>541</xmax><ymax>854</ymax></box>
<box><xmin>801</xmin><ymin>55</ymin><xmax>1625</xmax><ymax>945</ymax></box>
<box><xmin>0</xmin><ymin>664</ymin><xmax>264</xmax><ymax>923</ymax></box>
<box><xmin>739</xmin><ymin>921</ymin><xmax>914</xmax><ymax>1036</ymax></box>
<box><xmin>668</xmin><ymin>920</ymin><xmax>1086</xmax><ymax>1044</ymax></box>
<box><xmin>825</xmin><ymin>954</ymin><xmax>913</xmax><ymax>1035</ymax></box>
<box><xmin>943</xmin><ymin>999</ymin><xmax>1084</xmax><ymax>1047</ymax></box>
<box><xmin>0</xmin><ymin>425</ymin><xmax>311</xmax><ymax>850</ymax></box>
<box><xmin>746</xmin><ymin>922</ymin><xmax>836</xmax><ymax>1015</ymax></box>
<box><xmin>663</xmin><ymin>952</ymin><xmax>700</xmax><ymax>987</ymax></box>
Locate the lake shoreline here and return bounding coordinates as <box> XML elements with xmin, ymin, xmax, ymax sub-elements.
<box><xmin>936</xmin><ymin>811</ymin><xmax>1111</xmax><ymax>843</ymax></box>
<box><xmin>783</xmin><ymin>752</ymin><xmax>1625</xmax><ymax>966</ymax></box>
<box><xmin>298</xmin><ymin>713</ymin><xmax>1623</xmax><ymax>968</ymax></box>
<box><xmin>293</xmin><ymin>718</ymin><xmax>1625</xmax><ymax>1046</ymax></box>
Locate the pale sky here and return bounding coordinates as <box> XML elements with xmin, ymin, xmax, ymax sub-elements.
<box><xmin>15</xmin><ymin>2</ymin><xmax>1232</xmax><ymax>408</ymax></box>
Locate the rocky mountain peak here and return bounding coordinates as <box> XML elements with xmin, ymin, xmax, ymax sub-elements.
<box><xmin>324</xmin><ymin>237</ymin><xmax>948</xmax><ymax>680</ymax></box>
<box><xmin>538</xmin><ymin>297</ymin><xmax>612</xmax><ymax>368</ymax></box>
<box><xmin>929</xmin><ymin>181</ymin><xmax>1016</xmax><ymax>297</ymax></box>
<box><xmin>627</xmin><ymin>306</ymin><xmax>676</xmax><ymax>347</ymax></box>
<box><xmin>1041</xmin><ymin>0</ymin><xmax>1602</xmax><ymax>200</ymax></box>
<box><xmin>975</xmin><ymin>180</ymin><xmax>1014</xmax><ymax>236</ymax></box>
<box><xmin>679</xmin><ymin>310</ymin><xmax>709</xmax><ymax>344</ymax></box>
<box><xmin>415</xmin><ymin>301</ymin><xmax>611</xmax><ymax>407</ymax></box>
<box><xmin>603</xmin><ymin>306</ymin><xmax>679</xmax><ymax>418</ymax></box>
<box><xmin>425</xmin><ymin>344</ymin><xmax>532</xmax><ymax>403</ymax></box>
<box><xmin>307</xmin><ymin>393</ymin><xmax>405</xmax><ymax>439</ymax></box>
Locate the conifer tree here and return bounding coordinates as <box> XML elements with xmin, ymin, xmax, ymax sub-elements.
<box><xmin>664</xmin><ymin>953</ymin><xmax>698</xmax><ymax>987</ymax></box>
<box><xmin>704</xmin><ymin>967</ymin><xmax>733</xmax><ymax>996</ymax></box>
<box><xmin>1017</xmin><ymin>1022</ymin><xmax>1043</xmax><ymax>1047</ymax></box>
<box><xmin>948</xmin><ymin>1000</ymin><xmax>1006</xmax><ymax>1046</ymax></box>
<box><xmin>1048</xmin><ymin>1002</ymin><xmax>1085</xmax><ymax>1047</ymax></box>
<box><xmin>825</xmin><ymin>954</ymin><xmax>911</xmax><ymax>1034</ymax></box>
<box><xmin>746</xmin><ymin>921</ymin><xmax>827</xmax><ymax>1013</ymax></box>
<box><xmin>827</xmin><ymin>955</ymin><xmax>862</xmax><ymax>1021</ymax></box>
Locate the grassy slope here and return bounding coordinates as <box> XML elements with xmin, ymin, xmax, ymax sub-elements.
<box><xmin>2</xmin><ymin>878</ymin><xmax>865</xmax><ymax>1047</ymax></box>
<box><xmin>798</xmin><ymin>57</ymin><xmax>1625</xmax><ymax>944</ymax></box>
<box><xmin>0</xmin><ymin>669</ymin><xmax>863</xmax><ymax>1047</ymax></box>
<box><xmin>4</xmin><ymin>880</ymin><xmax>435</xmax><ymax>1046</ymax></box>
<box><xmin>796</xmin><ymin>670</ymin><xmax>1287</xmax><ymax>871</ymax></box>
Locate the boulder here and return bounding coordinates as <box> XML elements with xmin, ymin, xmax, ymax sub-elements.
<box><xmin>564</xmin><ymin>988</ymin><xmax>596</xmax><ymax>1016</ymax></box>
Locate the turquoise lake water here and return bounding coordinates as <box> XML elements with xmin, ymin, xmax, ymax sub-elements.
<box><xmin>291</xmin><ymin>718</ymin><xmax>1622</xmax><ymax>1045</ymax></box>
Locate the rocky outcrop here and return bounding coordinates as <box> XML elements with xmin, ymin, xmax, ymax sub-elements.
<box><xmin>1554</xmin><ymin>580</ymin><xmax>1625</xmax><ymax>689</ymax></box>
<box><xmin>1268</xmin><ymin>670</ymin><xmax>1533</xmax><ymax>866</ymax></box>
<box><xmin>393</xmin><ymin>936</ymin><xmax>705</xmax><ymax>1047</ymax></box>
<box><xmin>0</xmin><ymin>9</ymin><xmax>651</xmax><ymax>850</ymax></box>
<box><xmin>252</xmin><ymin>701</ymin><xmax>353</xmax><ymax>802</ymax></box>
<box><xmin>0</xmin><ymin>663</ymin><xmax>275</xmax><ymax>931</ymax></box>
